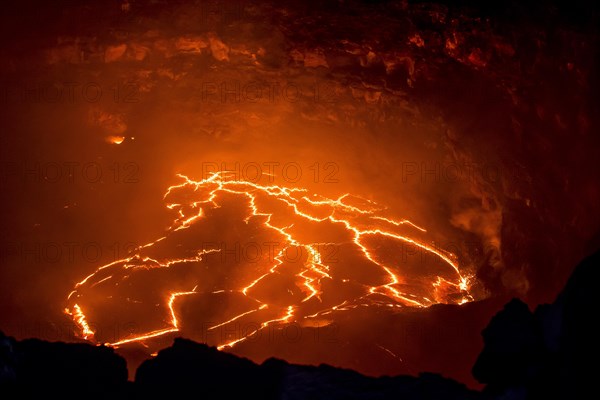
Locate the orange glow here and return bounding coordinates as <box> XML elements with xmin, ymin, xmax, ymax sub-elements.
<box><xmin>65</xmin><ymin>172</ymin><xmax>473</xmax><ymax>348</ymax></box>
<box><xmin>66</xmin><ymin>304</ymin><xmax>95</xmax><ymax>340</ymax></box>
<box><xmin>106</xmin><ymin>135</ymin><xmax>125</xmax><ymax>144</ymax></box>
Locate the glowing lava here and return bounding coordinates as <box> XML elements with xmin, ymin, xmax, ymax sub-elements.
<box><xmin>66</xmin><ymin>172</ymin><xmax>473</xmax><ymax>349</ymax></box>
<box><xmin>105</xmin><ymin>135</ymin><xmax>125</xmax><ymax>144</ymax></box>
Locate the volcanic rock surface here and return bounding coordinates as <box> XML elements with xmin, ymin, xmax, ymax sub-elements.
<box><xmin>0</xmin><ymin>0</ymin><xmax>598</xmax><ymax>392</ymax></box>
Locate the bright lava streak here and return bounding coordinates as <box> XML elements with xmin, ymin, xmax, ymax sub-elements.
<box><xmin>66</xmin><ymin>172</ymin><xmax>474</xmax><ymax>349</ymax></box>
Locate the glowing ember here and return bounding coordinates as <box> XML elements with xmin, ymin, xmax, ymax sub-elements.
<box><xmin>66</xmin><ymin>172</ymin><xmax>473</xmax><ymax>348</ymax></box>
<box><xmin>106</xmin><ymin>135</ymin><xmax>125</xmax><ymax>144</ymax></box>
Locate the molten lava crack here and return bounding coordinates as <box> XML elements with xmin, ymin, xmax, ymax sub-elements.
<box><xmin>65</xmin><ymin>172</ymin><xmax>473</xmax><ymax>349</ymax></box>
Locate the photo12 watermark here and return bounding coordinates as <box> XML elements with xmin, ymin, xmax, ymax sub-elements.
<box><xmin>197</xmin><ymin>81</ymin><xmax>340</xmax><ymax>104</ymax></box>
<box><xmin>0</xmin><ymin>81</ymin><xmax>140</xmax><ymax>104</ymax></box>
<box><xmin>400</xmin><ymin>161</ymin><xmax>524</xmax><ymax>185</ymax></box>
<box><xmin>196</xmin><ymin>241</ymin><xmax>339</xmax><ymax>265</ymax></box>
<box><xmin>0</xmin><ymin>161</ymin><xmax>140</xmax><ymax>184</ymax></box>
<box><xmin>0</xmin><ymin>241</ymin><xmax>139</xmax><ymax>264</ymax></box>
<box><xmin>200</xmin><ymin>161</ymin><xmax>340</xmax><ymax>183</ymax></box>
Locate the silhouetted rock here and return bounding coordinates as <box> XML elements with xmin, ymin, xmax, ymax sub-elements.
<box><xmin>554</xmin><ymin>249</ymin><xmax>600</xmax><ymax>399</ymax></box>
<box><xmin>472</xmin><ymin>299</ymin><xmax>543</xmax><ymax>393</ymax></box>
<box><xmin>0</xmin><ymin>331</ymin><xmax>129</xmax><ymax>398</ymax></box>
<box><xmin>278</xmin><ymin>366</ymin><xmax>482</xmax><ymax>400</ymax></box>
<box><xmin>135</xmin><ymin>337</ymin><xmax>281</xmax><ymax>398</ymax></box>
<box><xmin>473</xmin><ymin>249</ymin><xmax>600</xmax><ymax>399</ymax></box>
<box><xmin>136</xmin><ymin>337</ymin><xmax>481</xmax><ymax>399</ymax></box>
<box><xmin>0</xmin><ymin>332</ymin><xmax>17</xmax><ymax>385</ymax></box>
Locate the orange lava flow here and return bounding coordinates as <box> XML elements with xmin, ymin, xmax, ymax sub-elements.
<box><xmin>65</xmin><ymin>172</ymin><xmax>474</xmax><ymax>349</ymax></box>
<box><xmin>65</xmin><ymin>304</ymin><xmax>95</xmax><ymax>341</ymax></box>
